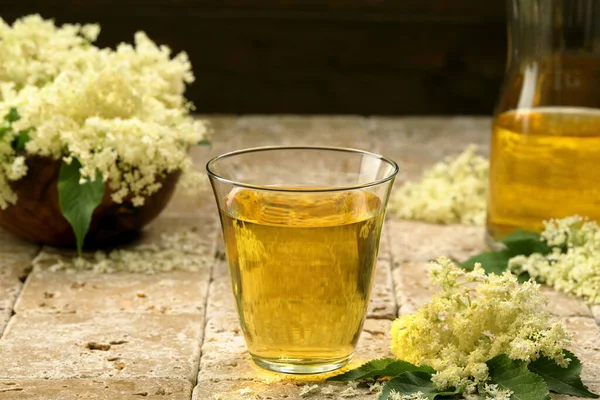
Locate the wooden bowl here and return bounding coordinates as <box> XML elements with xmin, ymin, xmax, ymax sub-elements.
<box><xmin>0</xmin><ymin>156</ymin><xmax>180</xmax><ymax>249</ymax></box>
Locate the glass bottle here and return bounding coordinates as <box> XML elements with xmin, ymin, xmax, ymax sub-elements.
<box><xmin>487</xmin><ymin>0</ymin><xmax>600</xmax><ymax>240</ymax></box>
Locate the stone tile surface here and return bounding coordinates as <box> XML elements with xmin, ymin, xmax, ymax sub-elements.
<box><xmin>564</xmin><ymin>317</ymin><xmax>600</xmax><ymax>383</ymax></box>
<box><xmin>387</xmin><ymin>220</ymin><xmax>487</xmax><ymax>264</ymax></box>
<box><xmin>198</xmin><ymin>315</ymin><xmax>391</xmax><ymax>384</ymax></box>
<box><xmin>367</xmin><ymin>259</ymin><xmax>397</xmax><ymax>320</ymax></box>
<box><xmin>541</xmin><ymin>286</ymin><xmax>593</xmax><ymax>318</ymax></box>
<box><xmin>236</xmin><ymin>115</ymin><xmax>371</xmax><ymax>150</ymax></box>
<box><xmin>591</xmin><ymin>306</ymin><xmax>600</xmax><ymax>325</ymax></box>
<box><xmin>0</xmin><ymin>313</ymin><xmax>204</xmax><ymax>381</ymax></box>
<box><xmin>206</xmin><ymin>274</ymin><xmax>236</xmax><ymax>318</ymax></box>
<box><xmin>368</xmin><ymin>116</ymin><xmax>490</xmax><ymax>182</ymax></box>
<box><xmin>378</xmin><ymin>220</ymin><xmax>392</xmax><ymax>261</ymax></box>
<box><xmin>0</xmin><ymin>257</ymin><xmax>32</xmax><ymax>337</ymax></box>
<box><xmin>0</xmin><ymin>116</ymin><xmax>597</xmax><ymax>400</ymax></box>
<box><xmin>193</xmin><ymin>380</ymin><xmax>380</xmax><ymax>400</ymax></box>
<box><xmin>14</xmin><ymin>269</ymin><xmax>210</xmax><ymax>315</ymax></box>
<box><xmin>393</xmin><ymin>262</ymin><xmax>436</xmax><ymax>316</ymax></box>
<box><xmin>0</xmin><ymin>378</ymin><xmax>192</xmax><ymax>400</ymax></box>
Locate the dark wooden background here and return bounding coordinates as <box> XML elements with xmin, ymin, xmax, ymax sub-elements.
<box><xmin>1</xmin><ymin>1</ymin><xmax>508</xmax><ymax>115</ymax></box>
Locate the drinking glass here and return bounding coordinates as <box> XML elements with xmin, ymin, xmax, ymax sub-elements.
<box><xmin>207</xmin><ymin>146</ymin><xmax>398</xmax><ymax>374</ymax></box>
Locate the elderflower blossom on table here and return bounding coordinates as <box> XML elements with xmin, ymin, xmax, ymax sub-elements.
<box><xmin>390</xmin><ymin>145</ymin><xmax>488</xmax><ymax>226</ymax></box>
<box><xmin>509</xmin><ymin>215</ymin><xmax>600</xmax><ymax>304</ymax></box>
<box><xmin>390</xmin><ymin>257</ymin><xmax>571</xmax><ymax>391</ymax></box>
<box><xmin>388</xmin><ymin>391</ymin><xmax>428</xmax><ymax>400</ymax></box>
<box><xmin>0</xmin><ymin>15</ymin><xmax>208</xmax><ymax>209</ymax></box>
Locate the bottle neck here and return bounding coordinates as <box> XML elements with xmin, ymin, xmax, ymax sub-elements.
<box><xmin>497</xmin><ymin>0</ymin><xmax>600</xmax><ymax>113</ymax></box>
<box><xmin>507</xmin><ymin>0</ymin><xmax>600</xmax><ymax>66</ymax></box>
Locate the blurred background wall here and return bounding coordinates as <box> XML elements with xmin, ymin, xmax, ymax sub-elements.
<box><xmin>2</xmin><ymin>1</ymin><xmax>508</xmax><ymax>115</ymax></box>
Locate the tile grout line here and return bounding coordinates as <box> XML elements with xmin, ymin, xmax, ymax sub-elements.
<box><xmin>0</xmin><ymin>245</ymin><xmax>42</xmax><ymax>339</ymax></box>
<box><xmin>384</xmin><ymin>219</ymin><xmax>400</xmax><ymax>319</ymax></box>
<box><xmin>189</xmin><ymin>222</ymin><xmax>221</xmax><ymax>399</ymax></box>
<box><xmin>383</xmin><ymin>221</ymin><xmax>398</xmax><ymax>322</ymax></box>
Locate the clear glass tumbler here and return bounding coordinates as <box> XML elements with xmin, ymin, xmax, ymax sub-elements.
<box><xmin>207</xmin><ymin>146</ymin><xmax>398</xmax><ymax>374</ymax></box>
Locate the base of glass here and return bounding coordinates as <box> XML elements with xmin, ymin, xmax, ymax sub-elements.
<box><xmin>250</xmin><ymin>353</ymin><xmax>352</xmax><ymax>375</ymax></box>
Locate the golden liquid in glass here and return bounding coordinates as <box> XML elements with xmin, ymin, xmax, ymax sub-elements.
<box><xmin>488</xmin><ymin>107</ymin><xmax>600</xmax><ymax>239</ymax></box>
<box><xmin>220</xmin><ymin>188</ymin><xmax>383</xmax><ymax>367</ymax></box>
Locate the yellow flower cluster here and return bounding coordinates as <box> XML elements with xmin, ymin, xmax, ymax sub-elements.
<box><xmin>390</xmin><ymin>145</ymin><xmax>488</xmax><ymax>226</ymax></box>
<box><xmin>390</xmin><ymin>257</ymin><xmax>571</xmax><ymax>391</ymax></box>
<box><xmin>509</xmin><ymin>216</ymin><xmax>600</xmax><ymax>304</ymax></box>
<box><xmin>0</xmin><ymin>15</ymin><xmax>208</xmax><ymax>208</ymax></box>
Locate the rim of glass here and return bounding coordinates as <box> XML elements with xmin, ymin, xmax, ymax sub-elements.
<box><xmin>206</xmin><ymin>145</ymin><xmax>399</xmax><ymax>193</ymax></box>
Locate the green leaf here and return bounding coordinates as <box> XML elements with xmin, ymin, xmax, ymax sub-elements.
<box><xmin>487</xmin><ymin>354</ymin><xmax>551</xmax><ymax>400</ymax></box>
<box><xmin>460</xmin><ymin>249</ymin><xmax>512</xmax><ymax>275</ymax></box>
<box><xmin>529</xmin><ymin>349</ymin><xmax>599</xmax><ymax>398</ymax></box>
<box><xmin>517</xmin><ymin>271</ymin><xmax>532</xmax><ymax>283</ymax></box>
<box><xmin>197</xmin><ymin>139</ymin><xmax>211</xmax><ymax>146</ymax></box>
<box><xmin>4</xmin><ymin>107</ymin><xmax>19</xmax><ymax>123</ymax></box>
<box><xmin>327</xmin><ymin>358</ymin><xmax>434</xmax><ymax>382</ymax></box>
<box><xmin>12</xmin><ymin>129</ymin><xmax>32</xmax><ymax>151</ymax></box>
<box><xmin>57</xmin><ymin>158</ymin><xmax>105</xmax><ymax>254</ymax></box>
<box><xmin>501</xmin><ymin>230</ymin><xmax>551</xmax><ymax>257</ymax></box>
<box><xmin>460</xmin><ymin>230</ymin><xmax>550</xmax><ymax>276</ymax></box>
<box><xmin>379</xmin><ymin>371</ymin><xmax>459</xmax><ymax>400</ymax></box>
<box><xmin>0</xmin><ymin>124</ymin><xmax>10</xmax><ymax>139</ymax></box>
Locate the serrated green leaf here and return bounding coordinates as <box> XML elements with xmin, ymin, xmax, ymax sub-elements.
<box><xmin>4</xmin><ymin>107</ymin><xmax>19</xmax><ymax>123</ymax></box>
<box><xmin>460</xmin><ymin>249</ymin><xmax>512</xmax><ymax>275</ymax></box>
<box><xmin>327</xmin><ymin>358</ymin><xmax>434</xmax><ymax>382</ymax></box>
<box><xmin>501</xmin><ymin>230</ymin><xmax>551</xmax><ymax>257</ymax></box>
<box><xmin>58</xmin><ymin>158</ymin><xmax>105</xmax><ymax>254</ymax></box>
<box><xmin>529</xmin><ymin>349</ymin><xmax>599</xmax><ymax>398</ymax></box>
<box><xmin>487</xmin><ymin>354</ymin><xmax>551</xmax><ymax>400</ymax></box>
<box><xmin>379</xmin><ymin>371</ymin><xmax>459</xmax><ymax>400</ymax></box>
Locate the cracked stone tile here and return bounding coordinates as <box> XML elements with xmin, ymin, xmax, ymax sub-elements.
<box><xmin>0</xmin><ymin>378</ymin><xmax>191</xmax><ymax>400</ymax></box>
<box><xmin>0</xmin><ymin>313</ymin><xmax>204</xmax><ymax>381</ymax></box>
<box><xmin>0</xmin><ymin>256</ymin><xmax>32</xmax><ymax>336</ymax></box>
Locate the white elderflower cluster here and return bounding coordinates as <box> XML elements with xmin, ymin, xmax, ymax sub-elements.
<box><xmin>298</xmin><ymin>384</ymin><xmax>319</xmax><ymax>397</ymax></box>
<box><xmin>33</xmin><ymin>230</ymin><xmax>211</xmax><ymax>274</ymax></box>
<box><xmin>480</xmin><ymin>383</ymin><xmax>513</xmax><ymax>400</ymax></box>
<box><xmin>0</xmin><ymin>15</ymin><xmax>208</xmax><ymax>208</ymax></box>
<box><xmin>509</xmin><ymin>216</ymin><xmax>600</xmax><ymax>304</ymax></box>
<box><xmin>389</xmin><ymin>391</ymin><xmax>428</xmax><ymax>400</ymax></box>
<box><xmin>390</xmin><ymin>257</ymin><xmax>571</xmax><ymax>390</ymax></box>
<box><xmin>390</xmin><ymin>145</ymin><xmax>488</xmax><ymax>226</ymax></box>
